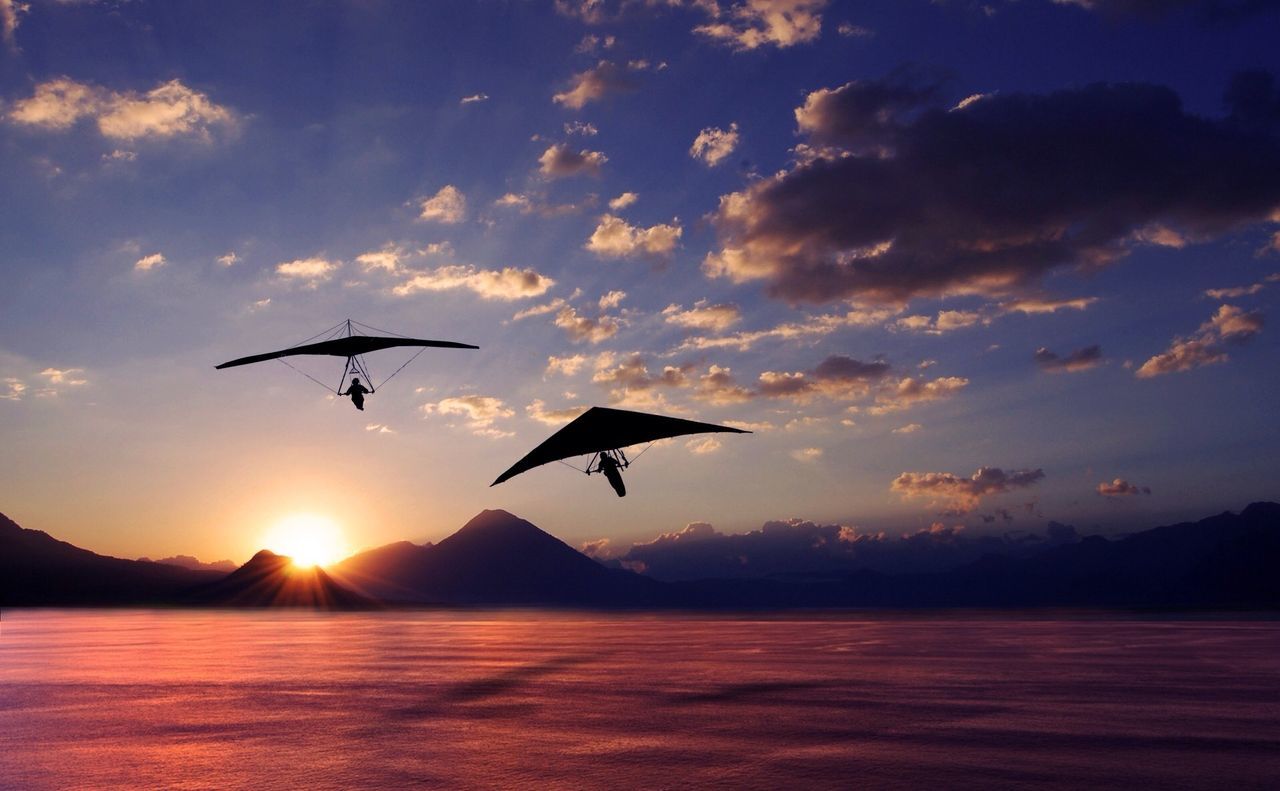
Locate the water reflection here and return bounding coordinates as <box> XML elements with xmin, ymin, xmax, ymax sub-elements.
<box><xmin>2</xmin><ymin>611</ymin><xmax>1278</xmax><ymax>789</ymax></box>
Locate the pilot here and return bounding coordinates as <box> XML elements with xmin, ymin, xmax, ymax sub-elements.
<box><xmin>594</xmin><ymin>451</ymin><xmax>627</xmax><ymax>497</ymax></box>
<box><xmin>340</xmin><ymin>377</ymin><xmax>373</xmax><ymax>411</ymax></box>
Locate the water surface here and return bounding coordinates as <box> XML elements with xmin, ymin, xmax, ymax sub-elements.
<box><xmin>2</xmin><ymin>610</ymin><xmax>1278</xmax><ymax>789</ymax></box>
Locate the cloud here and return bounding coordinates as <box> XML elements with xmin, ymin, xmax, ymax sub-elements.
<box><xmin>555</xmin><ymin>305</ymin><xmax>621</xmax><ymax>343</ymax></box>
<box><xmin>893</xmin><ymin>309</ymin><xmax>985</xmax><ymax>334</ymax></box>
<box><xmin>133</xmin><ymin>252</ymin><xmax>166</xmax><ymax>272</ymax></box>
<box><xmin>1136</xmin><ymin>304</ymin><xmax>1263</xmax><ymax>377</ymax></box>
<box><xmin>422</xmin><ymin>395</ymin><xmax>514</xmax><ymax>438</ymax></box>
<box><xmin>276</xmin><ymin>257</ymin><xmax>340</xmax><ymax>283</ymax></box>
<box><xmin>1204</xmin><ymin>282</ymin><xmax>1268</xmax><ymax>299</ymax></box>
<box><xmin>539</xmin><ymin>143</ymin><xmax>608</xmax><ymax>178</ymax></box>
<box><xmin>393</xmin><ymin>265</ymin><xmax>555</xmax><ymax>300</ymax></box>
<box><xmin>1034</xmin><ymin>344</ymin><xmax>1103</xmax><ymax>373</ymax></box>
<box><xmin>1053</xmin><ymin>0</ymin><xmax>1280</xmax><ymax>22</ymax></box>
<box><xmin>836</xmin><ymin>21</ymin><xmax>873</xmax><ymax>37</ymax></box>
<box><xmin>597</xmin><ymin>512</ymin><xmax>1079</xmax><ymax>581</ymax></box>
<box><xmin>574</xmin><ymin>33</ymin><xmax>616</xmax><ymax>53</ymax></box>
<box><xmin>418</xmin><ymin>185</ymin><xmax>467</xmax><ymax>223</ymax></box>
<box><xmin>460</xmin><ymin>93</ymin><xmax>489</xmax><ymax>104</ymax></box>
<box><xmin>2</xmin><ymin>0</ymin><xmax>28</xmax><ymax>49</ymax></box>
<box><xmin>545</xmin><ymin>354</ymin><xmax>588</xmax><ymax>377</ymax></box>
<box><xmin>40</xmin><ymin>367</ymin><xmax>87</xmax><ymax>387</ymax></box>
<box><xmin>592</xmin><ymin>355</ymin><xmax>692</xmax><ymax>401</ymax></box>
<box><xmin>705</xmin><ymin>71</ymin><xmax>1280</xmax><ymax>304</ymax></box>
<box><xmin>686</xmin><ymin>436</ymin><xmax>723</xmax><ymax>454</ymax></box>
<box><xmin>670</xmin><ymin>306</ymin><xmax>896</xmax><ymax>353</ymax></box>
<box><xmin>609</xmin><ymin>192</ymin><xmax>639</xmax><ymax>210</ymax></box>
<box><xmin>690</xmin><ymin>123</ymin><xmax>740</xmax><ymax>166</ymax></box>
<box><xmin>526</xmin><ymin>399</ymin><xmax>589</xmax><ymax>426</ymax></box>
<box><xmin>588</xmin><ymin>291</ymin><xmax>623</xmax><ymax>312</ymax></box>
<box><xmin>893</xmin><ymin>423</ymin><xmax>922</xmax><ymax>434</ymax></box>
<box><xmin>791</xmin><ymin>447</ymin><xmax>824</xmax><ymax>462</ymax></box>
<box><xmin>893</xmin><ymin>466</ymin><xmax>1046</xmax><ymax>513</ymax></box>
<box><xmin>216</xmin><ymin>252</ymin><xmax>239</xmax><ymax>267</ymax></box>
<box><xmin>1</xmin><ymin>378</ymin><xmax>25</xmax><ymax>401</ymax></box>
<box><xmin>869</xmin><ymin>375</ymin><xmax>968</xmax><ymax>413</ymax></box>
<box><xmin>565</xmin><ymin>120</ymin><xmax>600</xmax><ymax>136</ymax></box>
<box><xmin>1097</xmin><ymin>478</ymin><xmax>1152</xmax><ymax>496</ymax></box>
<box><xmin>662</xmin><ymin>300</ymin><xmax>742</xmax><ymax>332</ymax></box>
<box><xmin>585</xmin><ymin>214</ymin><xmax>682</xmax><ymax>258</ymax></box>
<box><xmin>8</xmin><ymin>78</ymin><xmax>238</xmax><ymax>143</ymax></box>
<box><xmin>1001</xmin><ymin>295</ymin><xmax>1099</xmax><ymax>314</ymax></box>
<box><xmin>694</xmin><ymin>0</ymin><xmax>827</xmax><ymax>51</ymax></box>
<box><xmin>553</xmin><ymin>61</ymin><xmax>638</xmax><ymax>109</ymax></box>
<box><xmin>695</xmin><ymin>365</ymin><xmax>756</xmax><ymax>404</ymax></box>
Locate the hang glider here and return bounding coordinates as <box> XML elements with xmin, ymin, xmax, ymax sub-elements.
<box><xmin>214</xmin><ymin>335</ymin><xmax>477</xmax><ymax>370</ymax></box>
<box><xmin>215</xmin><ymin>319</ymin><xmax>478</xmax><ymax>402</ymax></box>
<box><xmin>491</xmin><ymin>406</ymin><xmax>749</xmax><ymax>493</ymax></box>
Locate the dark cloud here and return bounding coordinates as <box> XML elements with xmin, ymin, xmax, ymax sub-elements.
<box><xmin>593</xmin><ymin>516</ymin><xmax>1080</xmax><ymax>581</ymax></box>
<box><xmin>1034</xmin><ymin>344</ymin><xmax>1103</xmax><ymax>373</ymax></box>
<box><xmin>706</xmin><ymin>72</ymin><xmax>1280</xmax><ymax>304</ymax></box>
<box><xmin>1060</xmin><ymin>0</ymin><xmax>1280</xmax><ymax>22</ymax></box>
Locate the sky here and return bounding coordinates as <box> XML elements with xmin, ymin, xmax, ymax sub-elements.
<box><xmin>1</xmin><ymin>0</ymin><xmax>1278</xmax><ymax>566</ymax></box>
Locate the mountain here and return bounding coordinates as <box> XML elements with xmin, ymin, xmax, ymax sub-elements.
<box><xmin>330</xmin><ymin>509</ymin><xmax>667</xmax><ymax>606</ymax></box>
<box><xmin>0</xmin><ymin>512</ymin><xmax>223</xmax><ymax>606</ymax></box>
<box><xmin>137</xmin><ymin>554</ymin><xmax>238</xmax><ymax>573</ymax></box>
<box><xmin>184</xmin><ymin>550</ymin><xmax>376</xmax><ymax>609</ymax></box>
<box><xmin>5</xmin><ymin>504</ymin><xmax>1279</xmax><ymax>609</ymax></box>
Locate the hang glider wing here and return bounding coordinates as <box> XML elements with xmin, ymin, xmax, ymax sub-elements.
<box><xmin>215</xmin><ymin>336</ymin><xmax>478</xmax><ymax>369</ymax></box>
<box><xmin>491</xmin><ymin>406</ymin><xmax>749</xmax><ymax>486</ymax></box>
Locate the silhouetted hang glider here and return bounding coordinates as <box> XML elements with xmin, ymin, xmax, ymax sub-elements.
<box><xmin>215</xmin><ymin>319</ymin><xmax>477</xmax><ymax>395</ymax></box>
<box><xmin>491</xmin><ymin>406</ymin><xmax>749</xmax><ymax>496</ymax></box>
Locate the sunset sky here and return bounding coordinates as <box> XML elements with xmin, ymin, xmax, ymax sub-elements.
<box><xmin>2</xmin><ymin>0</ymin><xmax>1278</xmax><ymax>565</ymax></box>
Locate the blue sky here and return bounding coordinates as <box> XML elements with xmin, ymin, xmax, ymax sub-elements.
<box><xmin>1</xmin><ymin>0</ymin><xmax>1278</xmax><ymax>564</ymax></box>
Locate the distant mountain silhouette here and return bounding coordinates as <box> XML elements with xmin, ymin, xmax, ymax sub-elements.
<box><xmin>330</xmin><ymin>509</ymin><xmax>666</xmax><ymax>606</ymax></box>
<box><xmin>184</xmin><ymin>550</ymin><xmax>376</xmax><ymax>609</ymax></box>
<box><xmin>137</xmin><ymin>554</ymin><xmax>237</xmax><ymax>573</ymax></box>
<box><xmin>0</xmin><ymin>511</ymin><xmax>222</xmax><ymax>606</ymax></box>
<box><xmin>5</xmin><ymin>504</ymin><xmax>1279</xmax><ymax>609</ymax></box>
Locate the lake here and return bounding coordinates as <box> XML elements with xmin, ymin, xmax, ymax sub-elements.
<box><xmin>2</xmin><ymin>610</ymin><xmax>1278</xmax><ymax>789</ymax></box>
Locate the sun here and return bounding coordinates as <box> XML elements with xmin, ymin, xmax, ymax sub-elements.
<box><xmin>261</xmin><ymin>514</ymin><xmax>349</xmax><ymax>569</ymax></box>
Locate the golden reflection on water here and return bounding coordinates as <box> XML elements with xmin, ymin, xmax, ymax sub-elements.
<box><xmin>2</xmin><ymin>611</ymin><xmax>1279</xmax><ymax>789</ymax></box>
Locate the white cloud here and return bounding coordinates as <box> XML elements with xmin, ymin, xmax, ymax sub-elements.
<box><xmin>418</xmin><ymin>185</ymin><xmax>467</xmax><ymax>223</ymax></box>
<box><xmin>687</xmin><ymin>436</ymin><xmax>723</xmax><ymax>454</ymax></box>
<box><xmin>545</xmin><ymin>354</ymin><xmax>588</xmax><ymax>377</ymax></box>
<box><xmin>526</xmin><ymin>399</ymin><xmax>589</xmax><ymax>426</ymax></box>
<box><xmin>276</xmin><ymin>257</ymin><xmax>340</xmax><ymax>283</ymax></box>
<box><xmin>422</xmin><ymin>395</ymin><xmax>514</xmax><ymax>438</ymax></box>
<box><xmin>662</xmin><ymin>300</ymin><xmax>742</xmax><ymax>332</ymax></box>
<box><xmin>216</xmin><ymin>251</ymin><xmax>239</xmax><ymax>267</ymax></box>
<box><xmin>693</xmin><ymin>0</ymin><xmax>827</xmax><ymax>51</ymax></box>
<box><xmin>892</xmin><ymin>423</ymin><xmax>922</xmax><ymax>434</ymax></box>
<box><xmin>598</xmin><ymin>290</ymin><xmax>627</xmax><ymax>310</ymax></box>
<box><xmin>8</xmin><ymin>78</ymin><xmax>238</xmax><ymax>143</ymax></box>
<box><xmin>609</xmin><ymin>192</ymin><xmax>639</xmax><ymax>210</ymax></box>
<box><xmin>1137</xmin><ymin>304</ymin><xmax>1264</xmax><ymax>378</ymax></box>
<box><xmin>460</xmin><ymin>93</ymin><xmax>489</xmax><ymax>104</ymax></box>
<box><xmin>791</xmin><ymin>447</ymin><xmax>824</xmax><ymax>462</ymax></box>
<box><xmin>585</xmin><ymin>214</ymin><xmax>682</xmax><ymax>258</ymax></box>
<box><xmin>689</xmin><ymin>123</ymin><xmax>740</xmax><ymax>166</ymax></box>
<box><xmin>134</xmin><ymin>253</ymin><xmax>166</xmax><ymax>272</ymax></box>
<box><xmin>564</xmin><ymin>120</ymin><xmax>599</xmax><ymax>136</ymax></box>
<box><xmin>393</xmin><ymin>265</ymin><xmax>555</xmax><ymax>300</ymax></box>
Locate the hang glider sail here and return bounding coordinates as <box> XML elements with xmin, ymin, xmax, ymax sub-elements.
<box><xmin>491</xmin><ymin>406</ymin><xmax>749</xmax><ymax>494</ymax></box>
<box><xmin>215</xmin><ymin>319</ymin><xmax>477</xmax><ymax>404</ymax></box>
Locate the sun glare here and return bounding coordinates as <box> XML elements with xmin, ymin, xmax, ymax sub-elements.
<box><xmin>261</xmin><ymin>514</ymin><xmax>348</xmax><ymax>569</ymax></box>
